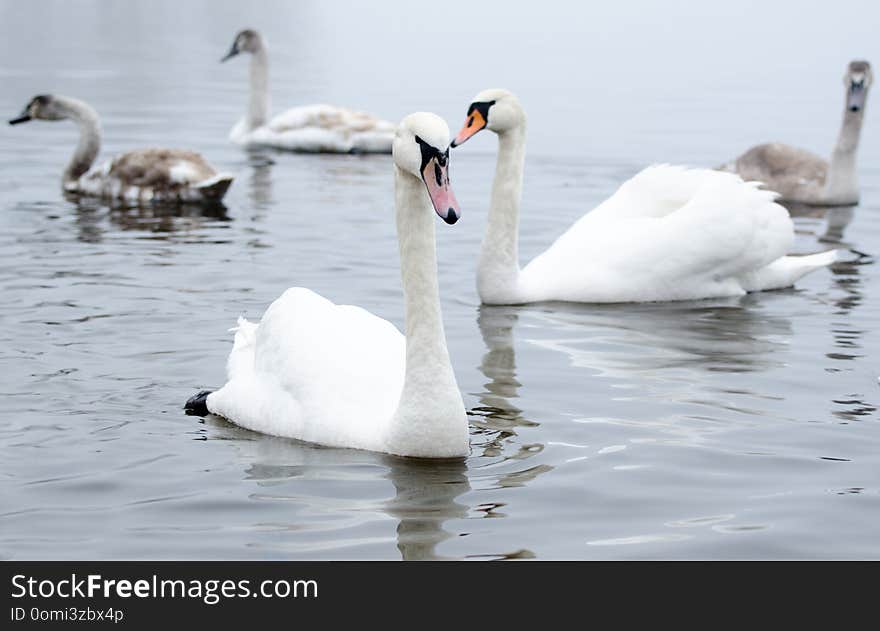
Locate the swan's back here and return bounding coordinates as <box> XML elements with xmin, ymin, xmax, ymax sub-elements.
<box><xmin>108</xmin><ymin>149</ymin><xmax>215</xmax><ymax>184</ymax></box>
<box><xmin>720</xmin><ymin>142</ymin><xmax>827</xmax><ymax>203</ymax></box>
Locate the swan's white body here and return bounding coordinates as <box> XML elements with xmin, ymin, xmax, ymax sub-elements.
<box><xmin>204</xmin><ymin>113</ymin><xmax>468</xmax><ymax>458</ymax></box>
<box><xmin>9</xmin><ymin>95</ymin><xmax>233</xmax><ymax>203</ymax></box>
<box><xmin>505</xmin><ymin>165</ymin><xmax>836</xmax><ymax>303</ymax></box>
<box><xmin>455</xmin><ymin>90</ymin><xmax>836</xmax><ymax>305</ymax></box>
<box><xmin>230</xmin><ymin>104</ymin><xmax>397</xmax><ymax>154</ymax></box>
<box><xmin>224</xmin><ymin>30</ymin><xmax>395</xmax><ymax>153</ymax></box>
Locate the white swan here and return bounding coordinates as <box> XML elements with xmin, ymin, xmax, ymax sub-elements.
<box><xmin>221</xmin><ymin>29</ymin><xmax>395</xmax><ymax>154</ymax></box>
<box><xmin>8</xmin><ymin>95</ymin><xmax>233</xmax><ymax>203</ymax></box>
<box><xmin>720</xmin><ymin>60</ymin><xmax>872</xmax><ymax>206</ymax></box>
<box><xmin>186</xmin><ymin>112</ymin><xmax>469</xmax><ymax>458</ymax></box>
<box><xmin>451</xmin><ymin>89</ymin><xmax>837</xmax><ymax>305</ymax></box>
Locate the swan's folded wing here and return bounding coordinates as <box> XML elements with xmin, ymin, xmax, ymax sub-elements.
<box><xmin>268</xmin><ymin>105</ymin><xmax>395</xmax><ymax>134</ymax></box>
<box><xmin>258</xmin><ymin>105</ymin><xmax>395</xmax><ymax>152</ymax></box>
<box><xmin>585</xmin><ymin>165</ymin><xmax>723</xmax><ymax>221</ymax></box>
<box><xmin>107</xmin><ymin>149</ymin><xmax>217</xmax><ymax>186</ymax></box>
<box><xmin>731</xmin><ymin>142</ymin><xmax>828</xmax><ymax>196</ymax></box>
<box><xmin>238</xmin><ymin>288</ymin><xmax>405</xmax><ymax>440</ymax></box>
<box><xmin>521</xmin><ymin>167</ymin><xmax>795</xmax><ymax>302</ymax></box>
<box><xmin>659</xmin><ymin>170</ymin><xmax>794</xmax><ymax>280</ymax></box>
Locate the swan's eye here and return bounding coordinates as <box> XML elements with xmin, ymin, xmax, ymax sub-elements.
<box><xmin>414</xmin><ymin>135</ymin><xmax>445</xmax><ymax>171</ymax></box>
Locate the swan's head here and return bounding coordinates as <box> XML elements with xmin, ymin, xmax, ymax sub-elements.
<box><xmin>8</xmin><ymin>95</ymin><xmax>64</xmax><ymax>125</ymax></box>
<box><xmin>221</xmin><ymin>29</ymin><xmax>263</xmax><ymax>62</ymax></box>
<box><xmin>451</xmin><ymin>89</ymin><xmax>524</xmax><ymax>147</ymax></box>
<box><xmin>844</xmin><ymin>60</ymin><xmax>872</xmax><ymax>113</ymax></box>
<box><xmin>394</xmin><ymin>112</ymin><xmax>460</xmax><ymax>225</ymax></box>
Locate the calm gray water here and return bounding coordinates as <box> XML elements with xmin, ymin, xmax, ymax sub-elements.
<box><xmin>2</xmin><ymin>0</ymin><xmax>879</xmax><ymax>559</ymax></box>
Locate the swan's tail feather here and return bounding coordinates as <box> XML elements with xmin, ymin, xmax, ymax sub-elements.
<box><xmin>194</xmin><ymin>172</ymin><xmax>234</xmax><ymax>200</ymax></box>
<box><xmin>740</xmin><ymin>249</ymin><xmax>839</xmax><ymax>292</ymax></box>
<box><xmin>226</xmin><ymin>317</ymin><xmax>258</xmax><ymax>380</ymax></box>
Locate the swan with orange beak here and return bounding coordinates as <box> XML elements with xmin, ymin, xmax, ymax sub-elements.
<box><xmin>450</xmin><ymin>88</ymin><xmax>836</xmax><ymax>305</ymax></box>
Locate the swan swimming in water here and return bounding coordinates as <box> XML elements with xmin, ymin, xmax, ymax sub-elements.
<box><xmin>451</xmin><ymin>88</ymin><xmax>837</xmax><ymax>305</ymax></box>
<box><xmin>221</xmin><ymin>29</ymin><xmax>396</xmax><ymax>154</ymax></box>
<box><xmin>720</xmin><ymin>60</ymin><xmax>872</xmax><ymax>206</ymax></box>
<box><xmin>8</xmin><ymin>94</ymin><xmax>233</xmax><ymax>203</ymax></box>
<box><xmin>186</xmin><ymin>112</ymin><xmax>469</xmax><ymax>458</ymax></box>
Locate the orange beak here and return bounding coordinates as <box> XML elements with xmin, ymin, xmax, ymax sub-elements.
<box><xmin>451</xmin><ymin>109</ymin><xmax>487</xmax><ymax>147</ymax></box>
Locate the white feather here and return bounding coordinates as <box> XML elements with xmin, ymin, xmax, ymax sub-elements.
<box><xmin>169</xmin><ymin>161</ymin><xmax>200</xmax><ymax>183</ymax></box>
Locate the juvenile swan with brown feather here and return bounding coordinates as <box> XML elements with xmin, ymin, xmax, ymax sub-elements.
<box><xmin>720</xmin><ymin>60</ymin><xmax>872</xmax><ymax>206</ymax></box>
<box><xmin>9</xmin><ymin>95</ymin><xmax>233</xmax><ymax>203</ymax></box>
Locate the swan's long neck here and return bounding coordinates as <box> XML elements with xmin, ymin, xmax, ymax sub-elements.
<box><xmin>825</xmin><ymin>106</ymin><xmax>865</xmax><ymax>203</ymax></box>
<box><xmin>246</xmin><ymin>43</ymin><xmax>271</xmax><ymax>130</ymax></box>
<box><xmin>478</xmin><ymin>125</ymin><xmax>526</xmax><ymax>304</ymax></box>
<box><xmin>388</xmin><ymin>165</ymin><xmax>466</xmax><ymax>457</ymax></box>
<box><xmin>57</xmin><ymin>97</ymin><xmax>101</xmax><ymax>185</ymax></box>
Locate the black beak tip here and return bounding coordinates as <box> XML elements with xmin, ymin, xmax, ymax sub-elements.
<box><xmin>850</xmin><ymin>105</ymin><xmax>861</xmax><ymax>112</ymax></box>
<box><xmin>450</xmin><ymin>140</ymin><xmax>459</xmax><ymax>148</ymax></box>
<box><xmin>443</xmin><ymin>209</ymin><xmax>459</xmax><ymax>225</ymax></box>
<box><xmin>8</xmin><ymin>116</ymin><xmax>29</xmax><ymax>125</ymax></box>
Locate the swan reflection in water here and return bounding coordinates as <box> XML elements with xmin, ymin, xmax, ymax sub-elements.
<box><xmin>471</xmin><ymin>306</ymin><xmax>532</xmax><ymax>448</ymax></box>
<box><xmin>523</xmin><ymin>295</ymin><xmax>795</xmax><ymax>378</ymax></box>
<box><xmin>782</xmin><ymin>198</ymin><xmax>873</xmax><ymax>315</ymax></box>
<box><xmin>382</xmin><ymin>456</ymin><xmax>470</xmax><ymax>560</ymax></box>
<box><xmin>245</xmin><ymin>149</ymin><xmax>276</xmax><ymax>213</ymax></box>
<box><xmin>195</xmin><ymin>420</ymin><xmax>473</xmax><ymax>560</ymax></box>
<box><xmin>70</xmin><ymin>194</ymin><xmax>230</xmax><ymax>243</ymax></box>
<box><xmin>785</xmin><ymin>199</ymin><xmax>875</xmax><ymax>420</ymax></box>
<box><xmin>787</xmin><ymin>202</ymin><xmax>879</xmax><ymax>422</ymax></box>
<box><xmin>472</xmin><ymin>306</ymin><xmax>550</xmax><ymax>466</ymax></box>
<box><xmin>484</xmin><ymin>296</ymin><xmax>802</xmax><ymax>450</ymax></box>
<box><xmin>784</xmin><ymin>201</ymin><xmax>857</xmax><ymax>246</ymax></box>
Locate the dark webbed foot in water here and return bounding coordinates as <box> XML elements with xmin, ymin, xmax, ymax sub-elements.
<box><xmin>184</xmin><ymin>390</ymin><xmax>213</xmax><ymax>416</ymax></box>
